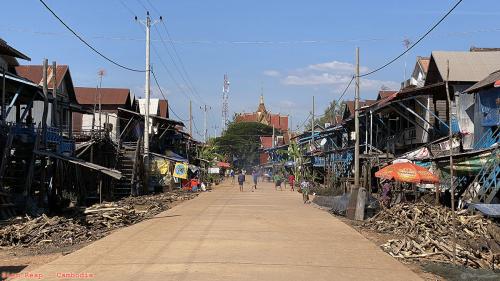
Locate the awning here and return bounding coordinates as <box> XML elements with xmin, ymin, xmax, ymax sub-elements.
<box><xmin>34</xmin><ymin>150</ymin><xmax>122</xmax><ymax>179</ymax></box>
<box><xmin>151</xmin><ymin>151</ymin><xmax>188</xmax><ymax>163</ymax></box>
<box><xmin>217</xmin><ymin>162</ymin><xmax>230</xmax><ymax>168</ymax></box>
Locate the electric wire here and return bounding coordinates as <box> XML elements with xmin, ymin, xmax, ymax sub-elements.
<box><xmin>38</xmin><ymin>0</ymin><xmax>145</xmax><ymax>73</ymax></box>
<box><xmin>144</xmin><ymin>0</ymin><xmax>208</xmax><ymax>105</ymax></box>
<box><xmin>359</xmin><ymin>0</ymin><xmax>463</xmax><ymax>78</ymax></box>
<box><xmin>118</xmin><ymin>0</ymin><xmax>137</xmax><ymax>17</ymax></box>
<box><xmin>150</xmin><ymin>68</ymin><xmax>189</xmax><ymax>122</ymax></box>
<box><xmin>153</xmin><ymin>25</ymin><xmax>206</xmax><ymax>105</ymax></box>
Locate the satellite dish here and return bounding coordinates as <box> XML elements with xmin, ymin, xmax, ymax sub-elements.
<box><xmin>320</xmin><ymin>138</ymin><xmax>327</xmax><ymax>146</ymax></box>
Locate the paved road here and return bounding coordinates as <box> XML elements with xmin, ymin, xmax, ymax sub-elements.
<box><xmin>22</xmin><ymin>181</ymin><xmax>422</xmax><ymax>281</ymax></box>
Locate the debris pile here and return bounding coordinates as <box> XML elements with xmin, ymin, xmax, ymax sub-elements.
<box><xmin>365</xmin><ymin>203</ymin><xmax>500</xmax><ymax>269</ymax></box>
<box><xmin>0</xmin><ymin>191</ymin><xmax>198</xmax><ymax>249</ymax></box>
<box><xmin>0</xmin><ymin>214</ymin><xmax>95</xmax><ymax>247</ymax></box>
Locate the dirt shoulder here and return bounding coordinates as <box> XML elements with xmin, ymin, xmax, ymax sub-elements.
<box><xmin>0</xmin><ymin>190</ymin><xmax>199</xmax><ymax>275</ymax></box>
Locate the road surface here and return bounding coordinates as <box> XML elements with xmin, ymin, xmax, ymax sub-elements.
<box><xmin>20</xmin><ymin>180</ymin><xmax>422</xmax><ymax>281</ymax></box>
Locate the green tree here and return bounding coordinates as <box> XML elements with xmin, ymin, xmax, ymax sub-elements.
<box><xmin>305</xmin><ymin>100</ymin><xmax>345</xmax><ymax>130</ymax></box>
<box><xmin>212</xmin><ymin>122</ymin><xmax>276</xmax><ymax>169</ymax></box>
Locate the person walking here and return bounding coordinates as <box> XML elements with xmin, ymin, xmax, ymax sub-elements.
<box><xmin>252</xmin><ymin>170</ymin><xmax>258</xmax><ymax>191</ymax></box>
<box><xmin>301</xmin><ymin>179</ymin><xmax>310</xmax><ymax>203</ymax></box>
<box><xmin>288</xmin><ymin>174</ymin><xmax>295</xmax><ymax>191</ymax></box>
<box><xmin>274</xmin><ymin>173</ymin><xmax>283</xmax><ymax>191</ymax></box>
<box><xmin>230</xmin><ymin>169</ymin><xmax>235</xmax><ymax>185</ymax></box>
<box><xmin>238</xmin><ymin>171</ymin><xmax>245</xmax><ymax>192</ymax></box>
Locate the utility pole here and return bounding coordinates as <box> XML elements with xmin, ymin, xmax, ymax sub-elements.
<box><xmin>201</xmin><ymin>104</ymin><xmax>211</xmax><ymax>142</ymax></box>
<box><xmin>445</xmin><ymin>60</ymin><xmax>457</xmax><ymax>264</ymax></box>
<box><xmin>189</xmin><ymin>100</ymin><xmax>193</xmax><ymax>136</ymax></box>
<box><xmin>311</xmin><ymin>96</ymin><xmax>315</xmax><ymax>142</ymax></box>
<box><xmin>2</xmin><ymin>67</ymin><xmax>6</xmax><ymax>123</ymax></box>
<box><xmin>354</xmin><ymin>47</ymin><xmax>360</xmax><ymax>189</ymax></box>
<box><xmin>272</xmin><ymin>124</ymin><xmax>275</xmax><ymax>148</ymax></box>
<box><xmin>51</xmin><ymin>61</ymin><xmax>58</xmax><ymax>129</ymax></box>
<box><xmin>222</xmin><ymin>74</ymin><xmax>230</xmax><ymax>132</ymax></box>
<box><xmin>136</xmin><ymin>12</ymin><xmax>161</xmax><ymax>193</ymax></box>
<box><xmin>137</xmin><ymin>12</ymin><xmax>161</xmax><ymax>155</ymax></box>
<box><xmin>97</xmin><ymin>69</ymin><xmax>105</xmax><ymax>131</ymax></box>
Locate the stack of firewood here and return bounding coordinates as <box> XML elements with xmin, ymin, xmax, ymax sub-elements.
<box><xmin>0</xmin><ymin>191</ymin><xmax>198</xmax><ymax>248</ymax></box>
<box><xmin>84</xmin><ymin>203</ymin><xmax>142</xmax><ymax>230</ymax></box>
<box><xmin>365</xmin><ymin>203</ymin><xmax>500</xmax><ymax>268</ymax></box>
<box><xmin>0</xmin><ymin>214</ymin><xmax>95</xmax><ymax>247</ymax></box>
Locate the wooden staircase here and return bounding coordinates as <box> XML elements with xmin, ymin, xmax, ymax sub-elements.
<box><xmin>114</xmin><ymin>141</ymin><xmax>141</xmax><ymax>198</ymax></box>
<box><xmin>460</xmin><ymin>148</ymin><xmax>500</xmax><ymax>207</ymax></box>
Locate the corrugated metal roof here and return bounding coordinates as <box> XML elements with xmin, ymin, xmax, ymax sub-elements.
<box><xmin>0</xmin><ymin>38</ymin><xmax>30</xmax><ymax>61</ymax></box>
<box><xmin>75</xmin><ymin>87</ymin><xmax>131</xmax><ymax>105</ymax></box>
<box><xmin>345</xmin><ymin>100</ymin><xmax>376</xmax><ymax>117</ymax></box>
<box><xmin>15</xmin><ymin>65</ymin><xmax>68</xmax><ymax>88</ymax></box>
<box><xmin>463</xmin><ymin>70</ymin><xmax>500</xmax><ymax>93</ymax></box>
<box><xmin>430</xmin><ymin>51</ymin><xmax>500</xmax><ymax>83</ymax></box>
<box><xmin>377</xmin><ymin>90</ymin><xmax>398</xmax><ymax>100</ymax></box>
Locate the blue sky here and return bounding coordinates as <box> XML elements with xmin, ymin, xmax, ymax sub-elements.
<box><xmin>2</xmin><ymin>0</ymin><xmax>500</xmax><ymax>140</ymax></box>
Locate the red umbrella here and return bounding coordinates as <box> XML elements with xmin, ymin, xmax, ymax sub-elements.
<box><xmin>375</xmin><ymin>162</ymin><xmax>439</xmax><ymax>184</ymax></box>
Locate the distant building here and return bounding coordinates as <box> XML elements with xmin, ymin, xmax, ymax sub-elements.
<box><xmin>235</xmin><ymin>95</ymin><xmax>289</xmax><ymax>133</ymax></box>
<box><xmin>234</xmin><ymin>95</ymin><xmax>289</xmax><ymax>165</ymax></box>
<box><xmin>72</xmin><ymin>87</ymin><xmax>135</xmax><ymax>140</ymax></box>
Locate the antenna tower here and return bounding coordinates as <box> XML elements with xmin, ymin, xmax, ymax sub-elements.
<box><xmin>222</xmin><ymin>74</ymin><xmax>230</xmax><ymax>131</ymax></box>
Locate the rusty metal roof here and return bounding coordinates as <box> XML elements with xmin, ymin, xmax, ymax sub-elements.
<box><xmin>158</xmin><ymin>99</ymin><xmax>168</xmax><ymax>118</ymax></box>
<box><xmin>15</xmin><ymin>65</ymin><xmax>68</xmax><ymax>88</ymax></box>
<box><xmin>74</xmin><ymin>87</ymin><xmax>131</xmax><ymax>105</ymax></box>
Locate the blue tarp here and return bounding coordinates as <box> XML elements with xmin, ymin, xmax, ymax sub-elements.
<box><xmin>478</xmin><ymin>89</ymin><xmax>500</xmax><ymax>127</ymax></box>
<box><xmin>470</xmin><ymin>204</ymin><xmax>500</xmax><ymax>218</ymax></box>
<box><xmin>152</xmin><ymin>151</ymin><xmax>188</xmax><ymax>163</ymax></box>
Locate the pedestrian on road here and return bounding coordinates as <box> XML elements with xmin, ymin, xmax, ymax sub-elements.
<box><xmin>288</xmin><ymin>174</ymin><xmax>295</xmax><ymax>191</ymax></box>
<box><xmin>274</xmin><ymin>174</ymin><xmax>282</xmax><ymax>191</ymax></box>
<box><xmin>381</xmin><ymin>180</ymin><xmax>392</xmax><ymax>208</ymax></box>
<box><xmin>301</xmin><ymin>180</ymin><xmax>310</xmax><ymax>203</ymax></box>
<box><xmin>230</xmin><ymin>169</ymin><xmax>235</xmax><ymax>185</ymax></box>
<box><xmin>283</xmin><ymin>173</ymin><xmax>288</xmax><ymax>189</ymax></box>
<box><xmin>252</xmin><ymin>170</ymin><xmax>258</xmax><ymax>191</ymax></box>
<box><xmin>238</xmin><ymin>171</ymin><xmax>245</xmax><ymax>192</ymax></box>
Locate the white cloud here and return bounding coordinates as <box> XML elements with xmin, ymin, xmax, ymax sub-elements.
<box><xmin>307</xmin><ymin>60</ymin><xmax>368</xmax><ymax>73</ymax></box>
<box><xmin>263</xmin><ymin>70</ymin><xmax>281</xmax><ymax>77</ymax></box>
<box><xmin>278</xmin><ymin>100</ymin><xmax>298</xmax><ymax>109</ymax></box>
<box><xmin>276</xmin><ymin>60</ymin><xmax>399</xmax><ymax>96</ymax></box>
<box><xmin>283</xmin><ymin>73</ymin><xmax>352</xmax><ymax>86</ymax></box>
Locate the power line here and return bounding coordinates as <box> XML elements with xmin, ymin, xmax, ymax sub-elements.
<box><xmin>118</xmin><ymin>0</ymin><xmax>137</xmax><ymax>17</ymax></box>
<box><xmin>38</xmin><ymin>0</ymin><xmax>145</xmax><ymax>73</ymax></box>
<box><xmin>135</xmin><ymin>0</ymin><xmax>207</xmax><ymax>107</ymax></box>
<box><xmin>150</xmin><ymin>68</ymin><xmax>189</xmax><ymax>122</ymax></box>
<box><xmin>296</xmin><ymin>113</ymin><xmax>312</xmax><ymax>131</ymax></box>
<box><xmin>5</xmin><ymin>25</ymin><xmax>500</xmax><ymax>46</ymax></box>
<box><xmin>359</xmin><ymin>0</ymin><xmax>463</xmax><ymax>78</ymax></box>
<box><xmin>151</xmin><ymin>45</ymin><xmax>200</xmax><ymax>105</ymax></box>
<box><xmin>144</xmin><ymin>0</ymin><xmax>207</xmax><ymax>105</ymax></box>
<box><xmin>159</xmin><ymin>22</ymin><xmax>206</xmax><ymax>103</ymax></box>
<box><xmin>153</xmin><ymin>25</ymin><xmax>205</xmax><ymax>104</ymax></box>
<box><xmin>336</xmin><ymin>76</ymin><xmax>355</xmax><ymax>102</ymax></box>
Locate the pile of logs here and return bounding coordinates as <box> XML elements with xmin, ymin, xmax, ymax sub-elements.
<box><xmin>0</xmin><ymin>192</ymin><xmax>198</xmax><ymax>248</ymax></box>
<box><xmin>365</xmin><ymin>203</ymin><xmax>500</xmax><ymax>269</ymax></box>
<box><xmin>0</xmin><ymin>214</ymin><xmax>96</xmax><ymax>247</ymax></box>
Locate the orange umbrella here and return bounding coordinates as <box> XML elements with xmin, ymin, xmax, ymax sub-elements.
<box><xmin>375</xmin><ymin>162</ymin><xmax>439</xmax><ymax>184</ymax></box>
